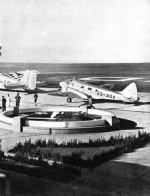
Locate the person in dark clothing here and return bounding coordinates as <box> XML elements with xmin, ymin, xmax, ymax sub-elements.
<box><xmin>2</xmin><ymin>96</ymin><xmax>6</xmax><ymax>112</ymax></box>
<box><xmin>15</xmin><ymin>93</ymin><xmax>21</xmax><ymax>107</ymax></box>
<box><xmin>34</xmin><ymin>92</ymin><xmax>38</xmax><ymax>106</ymax></box>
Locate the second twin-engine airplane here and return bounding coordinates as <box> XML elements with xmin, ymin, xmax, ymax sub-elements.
<box><xmin>58</xmin><ymin>79</ymin><xmax>139</xmax><ymax>104</ymax></box>
<box><xmin>0</xmin><ymin>70</ymin><xmax>37</xmax><ymax>91</ymax></box>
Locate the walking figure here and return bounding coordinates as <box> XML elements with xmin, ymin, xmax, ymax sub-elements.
<box><xmin>6</xmin><ymin>94</ymin><xmax>11</xmax><ymax>107</ymax></box>
<box><xmin>34</xmin><ymin>92</ymin><xmax>38</xmax><ymax>106</ymax></box>
<box><xmin>2</xmin><ymin>96</ymin><xmax>6</xmax><ymax>112</ymax></box>
<box><xmin>15</xmin><ymin>93</ymin><xmax>21</xmax><ymax>107</ymax></box>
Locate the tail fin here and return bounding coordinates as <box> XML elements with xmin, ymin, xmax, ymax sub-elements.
<box><xmin>121</xmin><ymin>83</ymin><xmax>138</xmax><ymax>102</ymax></box>
<box><xmin>28</xmin><ymin>71</ymin><xmax>37</xmax><ymax>90</ymax></box>
<box><xmin>20</xmin><ymin>70</ymin><xmax>37</xmax><ymax>90</ymax></box>
<box><xmin>20</xmin><ymin>70</ymin><xmax>30</xmax><ymax>85</ymax></box>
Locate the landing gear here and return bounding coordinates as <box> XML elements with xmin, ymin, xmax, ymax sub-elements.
<box><xmin>67</xmin><ymin>97</ymin><xmax>72</xmax><ymax>103</ymax></box>
<box><xmin>134</xmin><ymin>97</ymin><xmax>140</xmax><ymax>106</ymax></box>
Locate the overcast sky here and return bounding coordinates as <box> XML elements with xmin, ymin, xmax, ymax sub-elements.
<box><xmin>0</xmin><ymin>0</ymin><xmax>150</xmax><ymax>63</ymax></box>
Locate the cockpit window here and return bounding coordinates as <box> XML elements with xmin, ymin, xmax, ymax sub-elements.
<box><xmin>66</xmin><ymin>80</ymin><xmax>72</xmax><ymax>85</ymax></box>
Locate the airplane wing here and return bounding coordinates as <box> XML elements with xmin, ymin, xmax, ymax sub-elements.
<box><xmin>99</xmin><ymin>84</ymin><xmax>114</xmax><ymax>90</ymax></box>
<box><xmin>48</xmin><ymin>89</ymin><xmax>85</xmax><ymax>99</ymax></box>
<box><xmin>2</xmin><ymin>72</ymin><xmax>24</xmax><ymax>80</ymax></box>
<box><xmin>3</xmin><ymin>70</ymin><xmax>40</xmax><ymax>81</ymax></box>
<box><xmin>2</xmin><ymin>70</ymin><xmax>46</xmax><ymax>88</ymax></box>
<box><xmin>79</xmin><ymin>78</ymin><xmax>115</xmax><ymax>89</ymax></box>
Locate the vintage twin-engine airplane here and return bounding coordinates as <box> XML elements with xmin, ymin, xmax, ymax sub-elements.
<box><xmin>0</xmin><ymin>70</ymin><xmax>37</xmax><ymax>91</ymax></box>
<box><xmin>58</xmin><ymin>79</ymin><xmax>139</xmax><ymax>104</ymax></box>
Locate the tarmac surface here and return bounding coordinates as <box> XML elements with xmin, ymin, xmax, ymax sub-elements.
<box><xmin>0</xmin><ymin>89</ymin><xmax>150</xmax><ymax>195</ymax></box>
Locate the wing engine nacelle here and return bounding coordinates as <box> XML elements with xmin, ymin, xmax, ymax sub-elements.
<box><xmin>61</xmin><ymin>87</ymin><xmax>67</xmax><ymax>92</ymax></box>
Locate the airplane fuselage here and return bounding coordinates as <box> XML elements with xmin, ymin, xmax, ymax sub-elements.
<box><xmin>60</xmin><ymin>79</ymin><xmax>137</xmax><ymax>103</ymax></box>
<box><xmin>0</xmin><ymin>74</ymin><xmax>24</xmax><ymax>90</ymax></box>
<box><xmin>0</xmin><ymin>70</ymin><xmax>37</xmax><ymax>91</ymax></box>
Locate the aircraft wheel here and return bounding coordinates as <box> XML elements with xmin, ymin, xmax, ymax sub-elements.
<box><xmin>67</xmin><ymin>97</ymin><xmax>72</xmax><ymax>103</ymax></box>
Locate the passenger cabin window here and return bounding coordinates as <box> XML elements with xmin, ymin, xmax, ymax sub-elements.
<box><xmin>66</xmin><ymin>81</ymin><xmax>70</xmax><ymax>85</ymax></box>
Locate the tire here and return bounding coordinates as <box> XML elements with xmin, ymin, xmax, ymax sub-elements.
<box><xmin>67</xmin><ymin>97</ymin><xmax>72</xmax><ymax>103</ymax></box>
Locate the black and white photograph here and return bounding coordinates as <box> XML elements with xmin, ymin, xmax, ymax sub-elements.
<box><xmin>0</xmin><ymin>0</ymin><xmax>150</xmax><ymax>195</ymax></box>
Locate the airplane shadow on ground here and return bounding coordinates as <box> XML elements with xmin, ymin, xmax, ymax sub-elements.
<box><xmin>80</xmin><ymin>99</ymin><xmax>150</xmax><ymax>106</ymax></box>
<box><xmin>134</xmin><ymin>101</ymin><xmax>150</xmax><ymax>106</ymax></box>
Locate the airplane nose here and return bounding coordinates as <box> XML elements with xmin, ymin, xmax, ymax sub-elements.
<box><xmin>59</xmin><ymin>81</ymin><xmax>63</xmax><ymax>87</ymax></box>
<box><xmin>59</xmin><ymin>81</ymin><xmax>67</xmax><ymax>92</ymax></box>
<box><xmin>59</xmin><ymin>81</ymin><xmax>66</xmax><ymax>87</ymax></box>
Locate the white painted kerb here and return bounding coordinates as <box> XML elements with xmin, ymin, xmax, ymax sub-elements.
<box><xmin>0</xmin><ymin>106</ymin><xmax>115</xmax><ymax>129</ymax></box>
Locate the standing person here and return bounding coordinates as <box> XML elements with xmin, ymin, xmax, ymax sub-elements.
<box><xmin>89</xmin><ymin>95</ymin><xmax>95</xmax><ymax>109</ymax></box>
<box><xmin>2</xmin><ymin>96</ymin><xmax>6</xmax><ymax>112</ymax></box>
<box><xmin>34</xmin><ymin>92</ymin><xmax>38</xmax><ymax>106</ymax></box>
<box><xmin>6</xmin><ymin>94</ymin><xmax>11</xmax><ymax>107</ymax></box>
<box><xmin>15</xmin><ymin>93</ymin><xmax>21</xmax><ymax>107</ymax></box>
